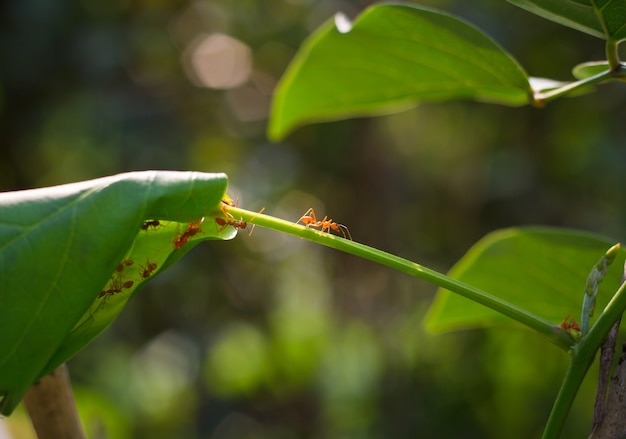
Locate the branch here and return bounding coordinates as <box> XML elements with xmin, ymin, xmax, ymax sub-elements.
<box><xmin>589</xmin><ymin>343</ymin><xmax>626</xmax><ymax>439</ymax></box>
<box><xmin>22</xmin><ymin>363</ymin><xmax>86</xmax><ymax>439</ymax></box>
<box><xmin>592</xmin><ymin>317</ymin><xmax>621</xmax><ymax>431</ymax></box>
<box><xmin>222</xmin><ymin>205</ymin><xmax>575</xmax><ymax>351</ymax></box>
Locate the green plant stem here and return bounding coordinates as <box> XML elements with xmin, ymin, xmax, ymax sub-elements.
<box><xmin>606</xmin><ymin>40</ymin><xmax>621</xmax><ymax>71</ymax></box>
<box><xmin>533</xmin><ymin>70</ymin><xmax>614</xmax><ymax>106</ymax></box>
<box><xmin>542</xmin><ymin>278</ymin><xmax>626</xmax><ymax>439</ymax></box>
<box><xmin>223</xmin><ymin>205</ymin><xmax>574</xmax><ymax>351</ymax></box>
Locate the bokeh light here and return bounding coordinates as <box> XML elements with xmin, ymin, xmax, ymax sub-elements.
<box><xmin>182</xmin><ymin>33</ymin><xmax>252</xmax><ymax>89</ymax></box>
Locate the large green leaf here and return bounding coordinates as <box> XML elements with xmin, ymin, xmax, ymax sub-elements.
<box><xmin>0</xmin><ymin>171</ymin><xmax>233</xmax><ymax>415</ymax></box>
<box><xmin>425</xmin><ymin>227</ymin><xmax>625</xmax><ymax>333</ymax></box>
<box><xmin>593</xmin><ymin>0</ymin><xmax>626</xmax><ymax>42</ymax></box>
<box><xmin>269</xmin><ymin>3</ymin><xmax>531</xmax><ymax>140</ymax></box>
<box><xmin>508</xmin><ymin>0</ymin><xmax>626</xmax><ymax>41</ymax></box>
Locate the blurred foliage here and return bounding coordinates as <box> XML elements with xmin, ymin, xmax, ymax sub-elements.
<box><xmin>1</xmin><ymin>0</ymin><xmax>626</xmax><ymax>438</ymax></box>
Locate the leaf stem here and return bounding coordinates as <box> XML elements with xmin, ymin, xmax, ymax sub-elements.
<box><xmin>533</xmin><ymin>70</ymin><xmax>614</xmax><ymax>106</ymax></box>
<box><xmin>223</xmin><ymin>205</ymin><xmax>574</xmax><ymax>351</ymax></box>
<box><xmin>606</xmin><ymin>40</ymin><xmax>621</xmax><ymax>71</ymax></box>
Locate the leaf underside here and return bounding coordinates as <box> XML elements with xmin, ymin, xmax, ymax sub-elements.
<box><xmin>0</xmin><ymin>171</ymin><xmax>232</xmax><ymax>415</ymax></box>
<box><xmin>425</xmin><ymin>227</ymin><xmax>625</xmax><ymax>333</ymax></box>
<box><xmin>269</xmin><ymin>3</ymin><xmax>530</xmax><ymax>140</ymax></box>
<box><xmin>507</xmin><ymin>0</ymin><xmax>626</xmax><ymax>42</ymax></box>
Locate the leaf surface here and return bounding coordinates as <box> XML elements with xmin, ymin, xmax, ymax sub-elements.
<box><xmin>593</xmin><ymin>0</ymin><xmax>626</xmax><ymax>41</ymax></box>
<box><xmin>508</xmin><ymin>0</ymin><xmax>626</xmax><ymax>41</ymax></box>
<box><xmin>269</xmin><ymin>4</ymin><xmax>530</xmax><ymax>140</ymax></box>
<box><xmin>0</xmin><ymin>171</ymin><xmax>231</xmax><ymax>415</ymax></box>
<box><xmin>572</xmin><ymin>61</ymin><xmax>611</xmax><ymax>79</ymax></box>
<box><xmin>425</xmin><ymin>227</ymin><xmax>625</xmax><ymax>333</ymax></box>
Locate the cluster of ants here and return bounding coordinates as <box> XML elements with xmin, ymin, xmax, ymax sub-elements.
<box><xmin>143</xmin><ymin>200</ymin><xmax>353</xmax><ymax>249</ymax></box>
<box><xmin>99</xmin><ymin>202</ymin><xmax>352</xmax><ymax>299</ymax></box>
<box><xmin>141</xmin><ymin>217</ymin><xmax>207</xmax><ymax>249</ymax></box>
<box><xmin>98</xmin><ymin>257</ymin><xmax>158</xmax><ymax>299</ymax></box>
<box><xmin>97</xmin><ymin>202</ymin><xmax>354</xmax><ymax>307</ymax></box>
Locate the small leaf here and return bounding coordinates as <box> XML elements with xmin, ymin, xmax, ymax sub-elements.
<box><xmin>573</xmin><ymin>61</ymin><xmax>612</xmax><ymax>79</ymax></box>
<box><xmin>425</xmin><ymin>227</ymin><xmax>625</xmax><ymax>333</ymax></box>
<box><xmin>269</xmin><ymin>4</ymin><xmax>530</xmax><ymax>140</ymax></box>
<box><xmin>0</xmin><ymin>171</ymin><xmax>231</xmax><ymax>415</ymax></box>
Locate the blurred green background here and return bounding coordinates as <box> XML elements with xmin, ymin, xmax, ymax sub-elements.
<box><xmin>2</xmin><ymin>0</ymin><xmax>626</xmax><ymax>438</ymax></box>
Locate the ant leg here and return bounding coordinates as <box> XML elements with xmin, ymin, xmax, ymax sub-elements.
<box><xmin>338</xmin><ymin>224</ymin><xmax>352</xmax><ymax>240</ymax></box>
<box><xmin>247</xmin><ymin>207</ymin><xmax>265</xmax><ymax>236</ymax></box>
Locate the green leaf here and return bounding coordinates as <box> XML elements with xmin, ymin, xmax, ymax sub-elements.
<box><xmin>507</xmin><ymin>0</ymin><xmax>604</xmax><ymax>39</ymax></box>
<box><xmin>572</xmin><ymin>61</ymin><xmax>611</xmax><ymax>79</ymax></box>
<box><xmin>0</xmin><ymin>171</ymin><xmax>232</xmax><ymax>415</ymax></box>
<box><xmin>593</xmin><ymin>0</ymin><xmax>626</xmax><ymax>42</ymax></box>
<box><xmin>508</xmin><ymin>0</ymin><xmax>626</xmax><ymax>42</ymax></box>
<box><xmin>268</xmin><ymin>4</ymin><xmax>530</xmax><ymax>140</ymax></box>
<box><xmin>425</xmin><ymin>227</ymin><xmax>625</xmax><ymax>333</ymax></box>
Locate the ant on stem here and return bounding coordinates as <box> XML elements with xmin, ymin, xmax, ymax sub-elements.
<box><xmin>297</xmin><ymin>208</ymin><xmax>352</xmax><ymax>240</ymax></box>
<box><xmin>215</xmin><ymin>207</ymin><xmax>265</xmax><ymax>236</ymax></box>
<box><xmin>559</xmin><ymin>315</ymin><xmax>581</xmax><ymax>332</ymax></box>
<box><xmin>220</xmin><ymin>197</ymin><xmax>239</xmax><ymax>215</ymax></box>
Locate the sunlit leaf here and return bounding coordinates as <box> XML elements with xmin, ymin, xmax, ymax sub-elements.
<box><xmin>0</xmin><ymin>171</ymin><xmax>232</xmax><ymax>415</ymax></box>
<box><xmin>269</xmin><ymin>4</ymin><xmax>530</xmax><ymax>140</ymax></box>
<box><xmin>425</xmin><ymin>227</ymin><xmax>625</xmax><ymax>333</ymax></box>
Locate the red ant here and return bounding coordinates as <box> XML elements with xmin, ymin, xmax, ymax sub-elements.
<box><xmin>141</xmin><ymin>220</ymin><xmax>161</xmax><ymax>231</ymax></box>
<box><xmin>559</xmin><ymin>315</ymin><xmax>581</xmax><ymax>332</ymax></box>
<box><xmin>221</xmin><ymin>196</ymin><xmax>238</xmax><ymax>208</ymax></box>
<box><xmin>215</xmin><ymin>216</ymin><xmax>248</xmax><ymax>232</ymax></box>
<box><xmin>215</xmin><ymin>207</ymin><xmax>265</xmax><ymax>236</ymax></box>
<box><xmin>173</xmin><ymin>217</ymin><xmax>205</xmax><ymax>249</ymax></box>
<box><xmin>116</xmin><ymin>259</ymin><xmax>134</xmax><ymax>272</ymax></box>
<box><xmin>297</xmin><ymin>208</ymin><xmax>352</xmax><ymax>240</ymax></box>
<box><xmin>138</xmin><ymin>259</ymin><xmax>158</xmax><ymax>279</ymax></box>
<box><xmin>98</xmin><ymin>277</ymin><xmax>134</xmax><ymax>298</ymax></box>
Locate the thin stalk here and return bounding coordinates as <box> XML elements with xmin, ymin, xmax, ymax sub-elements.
<box><xmin>542</xmin><ymin>279</ymin><xmax>626</xmax><ymax>438</ymax></box>
<box><xmin>591</xmin><ymin>0</ymin><xmax>622</xmax><ymax>70</ymax></box>
<box><xmin>533</xmin><ymin>70</ymin><xmax>614</xmax><ymax>106</ymax></box>
<box><xmin>606</xmin><ymin>40</ymin><xmax>621</xmax><ymax>71</ymax></box>
<box><xmin>223</xmin><ymin>205</ymin><xmax>574</xmax><ymax>351</ymax></box>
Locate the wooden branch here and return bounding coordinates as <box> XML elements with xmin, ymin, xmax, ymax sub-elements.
<box><xmin>589</xmin><ymin>262</ymin><xmax>626</xmax><ymax>439</ymax></box>
<box><xmin>592</xmin><ymin>317</ymin><xmax>621</xmax><ymax>430</ymax></box>
<box><xmin>22</xmin><ymin>363</ymin><xmax>86</xmax><ymax>439</ymax></box>
<box><xmin>589</xmin><ymin>343</ymin><xmax>626</xmax><ymax>439</ymax></box>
